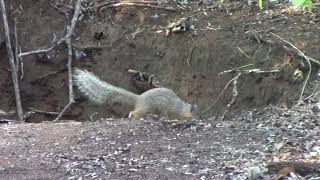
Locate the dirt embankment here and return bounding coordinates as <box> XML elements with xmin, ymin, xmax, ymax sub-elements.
<box><xmin>1</xmin><ymin>0</ymin><xmax>319</xmax><ymax>122</ymax></box>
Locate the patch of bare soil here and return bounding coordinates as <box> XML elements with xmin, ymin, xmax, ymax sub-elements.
<box><xmin>1</xmin><ymin>0</ymin><xmax>320</xmax><ymax>121</ymax></box>
<box><xmin>1</xmin><ymin>105</ymin><xmax>320</xmax><ymax>179</ymax></box>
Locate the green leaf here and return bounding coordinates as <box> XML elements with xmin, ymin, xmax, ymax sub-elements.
<box><xmin>292</xmin><ymin>0</ymin><xmax>313</xmax><ymax>11</ymax></box>
<box><xmin>303</xmin><ymin>0</ymin><xmax>313</xmax><ymax>10</ymax></box>
<box><xmin>259</xmin><ymin>0</ymin><xmax>263</xmax><ymax>10</ymax></box>
<box><xmin>292</xmin><ymin>0</ymin><xmax>306</xmax><ymax>6</ymax></box>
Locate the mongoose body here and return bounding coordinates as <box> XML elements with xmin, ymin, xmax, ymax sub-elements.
<box><xmin>73</xmin><ymin>69</ymin><xmax>194</xmax><ymax>119</ymax></box>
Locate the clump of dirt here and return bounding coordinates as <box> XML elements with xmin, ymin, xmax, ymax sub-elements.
<box><xmin>1</xmin><ymin>0</ymin><xmax>319</xmax><ymax>122</ymax></box>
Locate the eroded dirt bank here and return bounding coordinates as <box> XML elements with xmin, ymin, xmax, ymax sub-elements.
<box><xmin>1</xmin><ymin>0</ymin><xmax>319</xmax><ymax>121</ymax></box>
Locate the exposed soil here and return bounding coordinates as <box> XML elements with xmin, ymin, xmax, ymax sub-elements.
<box><xmin>1</xmin><ymin>0</ymin><xmax>320</xmax><ymax>179</ymax></box>
<box><xmin>1</xmin><ymin>0</ymin><xmax>320</xmax><ymax>121</ymax></box>
<box><xmin>1</xmin><ymin>106</ymin><xmax>320</xmax><ymax>179</ymax></box>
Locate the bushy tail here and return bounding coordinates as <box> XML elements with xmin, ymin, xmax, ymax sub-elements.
<box><xmin>73</xmin><ymin>68</ymin><xmax>138</xmax><ymax>105</ymax></box>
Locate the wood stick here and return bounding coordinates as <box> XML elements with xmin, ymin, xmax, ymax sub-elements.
<box><xmin>219</xmin><ymin>72</ymin><xmax>240</xmax><ymax>120</ymax></box>
<box><xmin>202</xmin><ymin>73</ymin><xmax>241</xmax><ymax>114</ymax></box>
<box><xmin>27</xmin><ymin>107</ymin><xmax>60</xmax><ymax>115</ymax></box>
<box><xmin>203</xmin><ymin>68</ymin><xmax>279</xmax><ymax>115</ymax></box>
<box><xmin>218</xmin><ymin>64</ymin><xmax>253</xmax><ymax>75</ymax></box>
<box><xmin>247</xmin><ymin>31</ymin><xmax>320</xmax><ymax>66</ymax></box>
<box><xmin>270</xmin><ymin>32</ymin><xmax>312</xmax><ymax>106</ymax></box>
<box><xmin>38</xmin><ymin>67</ymin><xmax>67</xmax><ymax>79</ymax></box>
<box><xmin>14</xmin><ymin>18</ymin><xmax>19</xmax><ymax>74</ymax></box>
<box><xmin>18</xmin><ymin>37</ymin><xmax>65</xmax><ymax>58</ymax></box>
<box><xmin>54</xmin><ymin>0</ymin><xmax>82</xmax><ymax>121</ymax></box>
<box><xmin>106</xmin><ymin>2</ymin><xmax>176</xmax><ymax>11</ymax></box>
<box><xmin>0</xmin><ymin>0</ymin><xmax>24</xmax><ymax>121</ymax></box>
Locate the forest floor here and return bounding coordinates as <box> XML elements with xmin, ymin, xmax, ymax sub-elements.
<box><xmin>1</xmin><ymin>105</ymin><xmax>320</xmax><ymax>179</ymax></box>
<box><xmin>1</xmin><ymin>0</ymin><xmax>320</xmax><ymax>179</ymax></box>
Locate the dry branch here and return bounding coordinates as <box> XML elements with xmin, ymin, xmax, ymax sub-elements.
<box><xmin>14</xmin><ymin>18</ymin><xmax>19</xmax><ymax>73</ymax></box>
<box><xmin>247</xmin><ymin>31</ymin><xmax>316</xmax><ymax>106</ymax></box>
<box><xmin>202</xmin><ymin>73</ymin><xmax>240</xmax><ymax>114</ymax></box>
<box><xmin>27</xmin><ymin>107</ymin><xmax>61</xmax><ymax>116</ymax></box>
<box><xmin>219</xmin><ymin>72</ymin><xmax>241</xmax><ymax>120</ymax></box>
<box><xmin>203</xmin><ymin>66</ymin><xmax>280</xmax><ymax>115</ymax></box>
<box><xmin>54</xmin><ymin>0</ymin><xmax>83</xmax><ymax>121</ymax></box>
<box><xmin>39</xmin><ymin>67</ymin><xmax>67</xmax><ymax>79</ymax></box>
<box><xmin>105</xmin><ymin>3</ymin><xmax>176</xmax><ymax>11</ymax></box>
<box><xmin>18</xmin><ymin>38</ymin><xmax>65</xmax><ymax>58</ymax></box>
<box><xmin>270</xmin><ymin>32</ymin><xmax>312</xmax><ymax>106</ymax></box>
<box><xmin>0</xmin><ymin>118</ymin><xmax>21</xmax><ymax>123</ymax></box>
<box><xmin>218</xmin><ymin>64</ymin><xmax>253</xmax><ymax>75</ymax></box>
<box><xmin>89</xmin><ymin>0</ymin><xmax>159</xmax><ymax>10</ymax></box>
<box><xmin>246</xmin><ymin>31</ymin><xmax>320</xmax><ymax>66</ymax></box>
<box><xmin>0</xmin><ymin>0</ymin><xmax>24</xmax><ymax>121</ymax></box>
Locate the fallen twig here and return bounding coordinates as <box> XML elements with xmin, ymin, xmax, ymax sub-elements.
<box><xmin>0</xmin><ymin>118</ymin><xmax>21</xmax><ymax>123</ymax></box>
<box><xmin>38</xmin><ymin>67</ymin><xmax>67</xmax><ymax>79</ymax></box>
<box><xmin>202</xmin><ymin>73</ymin><xmax>241</xmax><ymax>114</ymax></box>
<box><xmin>219</xmin><ymin>66</ymin><xmax>279</xmax><ymax>76</ymax></box>
<box><xmin>14</xmin><ymin>19</ymin><xmax>24</xmax><ymax>80</ymax></box>
<box><xmin>237</xmin><ymin>47</ymin><xmax>253</xmax><ymax>60</ymax></box>
<box><xmin>270</xmin><ymin>32</ymin><xmax>311</xmax><ymax>106</ymax></box>
<box><xmin>218</xmin><ymin>64</ymin><xmax>253</xmax><ymax>75</ymax></box>
<box><xmin>0</xmin><ymin>109</ymin><xmax>15</xmax><ymax>116</ymax></box>
<box><xmin>106</xmin><ymin>3</ymin><xmax>177</xmax><ymax>11</ymax></box>
<box><xmin>119</xmin><ymin>1</ymin><xmax>159</xmax><ymax>4</ymax></box>
<box><xmin>14</xmin><ymin>19</ymin><xmax>19</xmax><ymax>74</ymax></box>
<box><xmin>48</xmin><ymin>0</ymin><xmax>70</xmax><ymax>18</ymax></box>
<box><xmin>27</xmin><ymin>107</ymin><xmax>60</xmax><ymax>115</ymax></box>
<box><xmin>203</xmin><ymin>67</ymin><xmax>280</xmax><ymax>115</ymax></box>
<box><xmin>187</xmin><ymin>45</ymin><xmax>195</xmax><ymax>66</ymax></box>
<box><xmin>0</xmin><ymin>0</ymin><xmax>24</xmax><ymax>121</ymax></box>
<box><xmin>219</xmin><ymin>72</ymin><xmax>240</xmax><ymax>120</ymax></box>
<box><xmin>128</xmin><ymin>69</ymin><xmax>160</xmax><ymax>90</ymax></box>
<box><xmin>72</xmin><ymin>44</ymin><xmax>104</xmax><ymax>51</ymax></box>
<box><xmin>247</xmin><ymin>31</ymin><xmax>320</xmax><ymax>66</ymax></box>
<box><xmin>54</xmin><ymin>0</ymin><xmax>83</xmax><ymax>121</ymax></box>
<box><xmin>18</xmin><ymin>37</ymin><xmax>65</xmax><ymax>58</ymax></box>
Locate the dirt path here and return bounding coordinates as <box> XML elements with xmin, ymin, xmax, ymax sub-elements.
<box><xmin>1</xmin><ymin>106</ymin><xmax>320</xmax><ymax>179</ymax></box>
<box><xmin>0</xmin><ymin>118</ymin><xmax>265</xmax><ymax>179</ymax></box>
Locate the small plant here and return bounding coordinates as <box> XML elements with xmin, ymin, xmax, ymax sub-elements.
<box><xmin>292</xmin><ymin>0</ymin><xmax>313</xmax><ymax>11</ymax></box>
<box><xmin>259</xmin><ymin>0</ymin><xmax>263</xmax><ymax>10</ymax></box>
<box><xmin>258</xmin><ymin>0</ymin><xmax>313</xmax><ymax>10</ymax></box>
